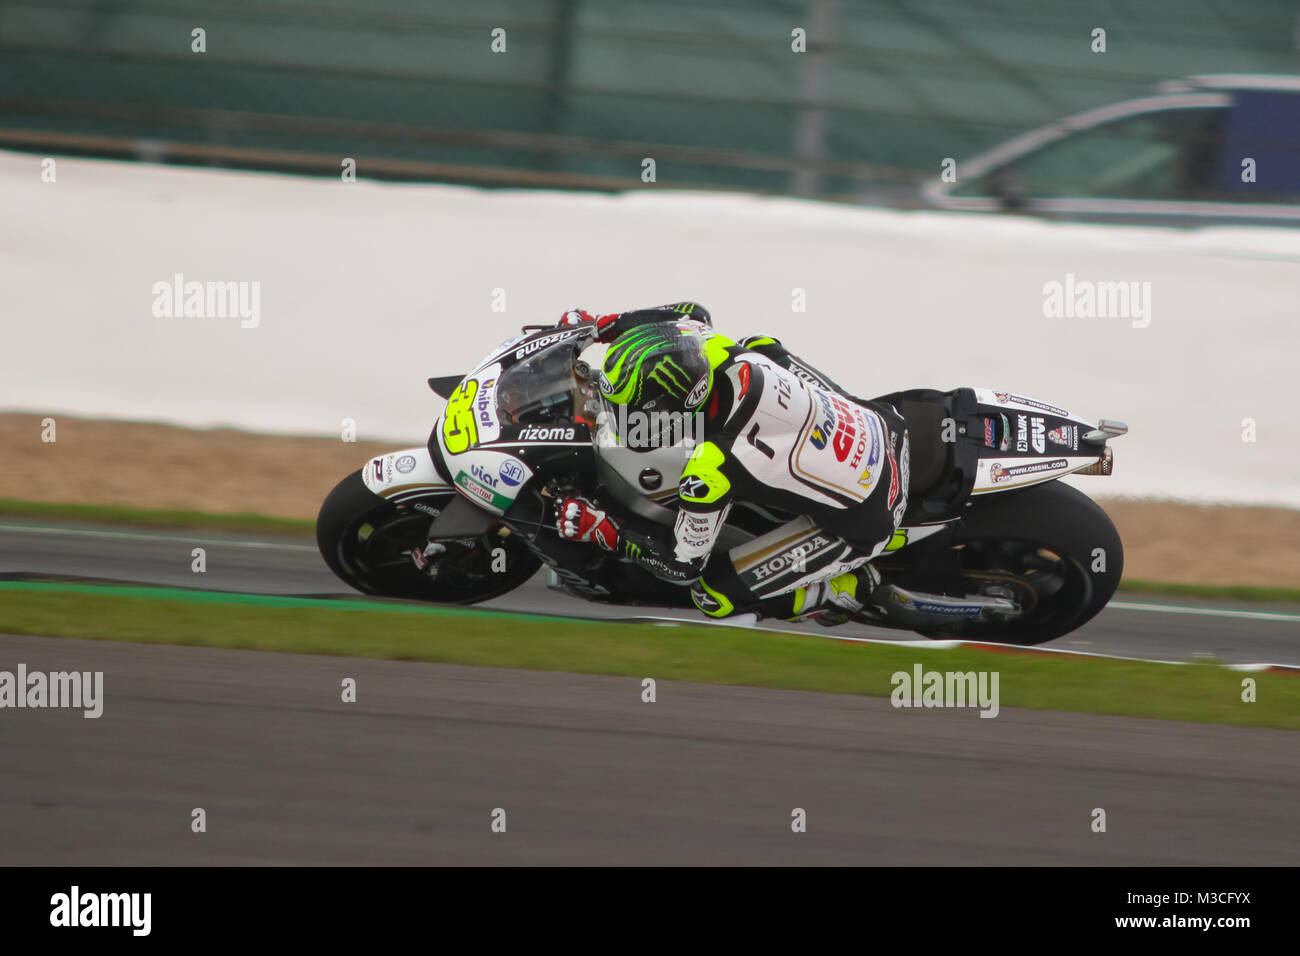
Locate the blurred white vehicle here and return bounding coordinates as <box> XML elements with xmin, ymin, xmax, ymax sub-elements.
<box><xmin>923</xmin><ymin>75</ymin><xmax>1300</xmax><ymax>226</ymax></box>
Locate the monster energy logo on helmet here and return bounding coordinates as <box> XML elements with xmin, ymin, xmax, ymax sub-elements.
<box><xmin>600</xmin><ymin>324</ymin><xmax>711</xmax><ymax>409</ymax></box>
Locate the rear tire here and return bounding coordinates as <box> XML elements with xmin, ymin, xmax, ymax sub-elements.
<box><xmin>316</xmin><ymin>470</ymin><xmax>541</xmax><ymax>604</ymax></box>
<box><xmin>920</xmin><ymin>481</ymin><xmax>1123</xmax><ymax>645</ymax></box>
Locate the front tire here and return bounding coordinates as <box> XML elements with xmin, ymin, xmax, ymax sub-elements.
<box><xmin>316</xmin><ymin>470</ymin><xmax>541</xmax><ymax>604</ymax></box>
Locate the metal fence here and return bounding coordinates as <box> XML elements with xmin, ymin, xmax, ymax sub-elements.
<box><xmin>2</xmin><ymin>0</ymin><xmax>1297</xmax><ymax>200</ymax></box>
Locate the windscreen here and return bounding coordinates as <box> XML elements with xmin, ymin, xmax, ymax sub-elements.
<box><xmin>496</xmin><ymin>340</ymin><xmax>580</xmax><ymax>425</ymax></box>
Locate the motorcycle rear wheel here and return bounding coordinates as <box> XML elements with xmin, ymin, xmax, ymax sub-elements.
<box><xmin>918</xmin><ymin>481</ymin><xmax>1123</xmax><ymax>645</ymax></box>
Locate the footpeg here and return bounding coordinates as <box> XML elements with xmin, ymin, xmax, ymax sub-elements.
<box><xmin>1082</xmin><ymin>420</ymin><xmax>1127</xmax><ymax>445</ymax></box>
<box><xmin>410</xmin><ymin>542</ymin><xmax>447</xmax><ymax>575</ymax></box>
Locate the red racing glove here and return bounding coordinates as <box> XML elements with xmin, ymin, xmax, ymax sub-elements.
<box><xmin>556</xmin><ymin>308</ymin><xmax>594</xmax><ymax>328</ymax></box>
<box><xmin>556</xmin><ymin>497</ymin><xmax>619</xmax><ymax>551</ymax></box>
<box><xmin>557</xmin><ymin>307</ymin><xmax>621</xmax><ymax>340</ymax></box>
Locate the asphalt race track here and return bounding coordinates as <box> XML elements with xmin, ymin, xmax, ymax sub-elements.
<box><xmin>1</xmin><ymin>520</ymin><xmax>1297</xmax><ymax>865</ymax></box>
<box><xmin>1</xmin><ymin>634</ymin><xmax>1297</xmax><ymax>865</ymax></box>
<box><xmin>2</xmin><ymin>520</ymin><xmax>1298</xmax><ymax>666</ymax></box>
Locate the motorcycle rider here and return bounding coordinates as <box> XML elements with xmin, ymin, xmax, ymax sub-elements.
<box><xmin>552</xmin><ymin>302</ymin><xmax>911</xmax><ymax>625</ymax></box>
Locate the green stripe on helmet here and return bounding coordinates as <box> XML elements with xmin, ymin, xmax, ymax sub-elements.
<box><xmin>600</xmin><ymin>327</ymin><xmax>671</xmax><ymax>404</ymax></box>
<box><xmin>601</xmin><ymin>326</ymin><xmax>702</xmax><ymax>406</ymax></box>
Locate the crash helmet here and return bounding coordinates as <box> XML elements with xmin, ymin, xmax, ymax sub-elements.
<box><xmin>598</xmin><ymin>323</ymin><xmax>713</xmax><ymax>417</ymax></box>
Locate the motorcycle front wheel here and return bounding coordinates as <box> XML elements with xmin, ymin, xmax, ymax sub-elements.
<box><xmin>316</xmin><ymin>469</ymin><xmax>542</xmax><ymax>604</ymax></box>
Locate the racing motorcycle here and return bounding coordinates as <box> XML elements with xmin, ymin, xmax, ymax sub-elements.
<box><xmin>317</xmin><ymin>322</ymin><xmax>1127</xmax><ymax>645</ymax></box>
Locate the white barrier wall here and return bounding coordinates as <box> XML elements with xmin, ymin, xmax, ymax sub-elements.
<box><xmin>3</xmin><ymin>150</ymin><xmax>1297</xmax><ymax>507</ymax></box>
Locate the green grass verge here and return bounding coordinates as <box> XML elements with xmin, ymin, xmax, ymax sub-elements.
<box><xmin>0</xmin><ymin>584</ymin><xmax>1293</xmax><ymax>730</ymax></box>
<box><xmin>0</xmin><ymin>499</ymin><xmax>314</xmax><ymax>537</ymax></box>
<box><xmin>1117</xmin><ymin>578</ymin><xmax>1300</xmax><ymax>605</ymax></box>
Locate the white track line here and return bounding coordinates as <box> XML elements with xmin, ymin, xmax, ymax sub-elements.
<box><xmin>1108</xmin><ymin>600</ymin><xmax>1300</xmax><ymax>624</ymax></box>
<box><xmin>0</xmin><ymin>523</ymin><xmax>317</xmax><ymax>552</ymax></box>
<box><xmin>632</xmin><ymin>615</ymin><xmax>1300</xmax><ymax>670</ymax></box>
